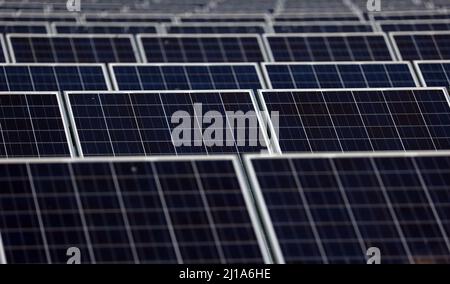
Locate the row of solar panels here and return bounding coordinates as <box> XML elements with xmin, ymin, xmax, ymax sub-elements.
<box><xmin>2</xmin><ymin>10</ymin><xmax>450</xmax><ymax>24</ymax></box>
<box><xmin>0</xmin><ymin>151</ymin><xmax>449</xmax><ymax>264</ymax></box>
<box><xmin>2</xmin><ymin>0</ymin><xmax>447</xmax><ymax>13</ymax></box>
<box><xmin>1</xmin><ymin>85</ymin><xmax>450</xmax><ymax>158</ymax></box>
<box><xmin>0</xmin><ymin>31</ymin><xmax>449</xmax><ymax>63</ymax></box>
<box><xmin>4</xmin><ymin>19</ymin><xmax>450</xmax><ymax>34</ymax></box>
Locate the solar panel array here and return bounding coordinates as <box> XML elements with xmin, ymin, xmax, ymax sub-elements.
<box><xmin>0</xmin><ymin>0</ymin><xmax>450</xmax><ymax>264</ymax></box>
<box><xmin>264</xmin><ymin>33</ymin><xmax>395</xmax><ymax>61</ymax></box>
<box><xmin>259</xmin><ymin>88</ymin><xmax>450</xmax><ymax>152</ymax></box>
<box><xmin>65</xmin><ymin>90</ymin><xmax>270</xmax><ymax>156</ymax></box>
<box><xmin>262</xmin><ymin>62</ymin><xmax>419</xmax><ymax>89</ymax></box>
<box><xmin>0</xmin><ymin>156</ymin><xmax>270</xmax><ymax>263</ymax></box>
<box><xmin>246</xmin><ymin>152</ymin><xmax>450</xmax><ymax>264</ymax></box>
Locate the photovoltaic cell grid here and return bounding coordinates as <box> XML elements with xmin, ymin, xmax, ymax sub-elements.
<box><xmin>272</xmin><ymin>13</ymin><xmax>362</xmax><ymax>22</ymax></box>
<box><xmin>0</xmin><ymin>92</ymin><xmax>71</xmax><ymax>158</ymax></box>
<box><xmin>0</xmin><ymin>64</ymin><xmax>110</xmax><ymax>92</ymax></box>
<box><xmin>66</xmin><ymin>91</ymin><xmax>269</xmax><ymax>156</ymax></box>
<box><xmin>246</xmin><ymin>152</ymin><xmax>450</xmax><ymax>264</ymax></box>
<box><xmin>272</xmin><ymin>23</ymin><xmax>374</xmax><ymax>33</ymax></box>
<box><xmin>262</xmin><ymin>62</ymin><xmax>419</xmax><ymax>89</ymax></box>
<box><xmin>259</xmin><ymin>88</ymin><xmax>450</xmax><ymax>152</ymax></box>
<box><xmin>415</xmin><ymin>60</ymin><xmax>450</xmax><ymax>88</ymax></box>
<box><xmin>370</xmin><ymin>12</ymin><xmax>450</xmax><ymax>21</ymax></box>
<box><xmin>377</xmin><ymin>20</ymin><xmax>450</xmax><ymax>32</ymax></box>
<box><xmin>84</xmin><ymin>13</ymin><xmax>173</xmax><ymax>23</ymax></box>
<box><xmin>164</xmin><ymin>24</ymin><xmax>267</xmax><ymax>34</ymax></box>
<box><xmin>138</xmin><ymin>35</ymin><xmax>267</xmax><ymax>63</ymax></box>
<box><xmin>0</xmin><ymin>157</ymin><xmax>269</xmax><ymax>264</ymax></box>
<box><xmin>390</xmin><ymin>32</ymin><xmax>450</xmax><ymax>60</ymax></box>
<box><xmin>52</xmin><ymin>23</ymin><xmax>158</xmax><ymax>34</ymax></box>
<box><xmin>110</xmin><ymin>63</ymin><xmax>265</xmax><ymax>91</ymax></box>
<box><xmin>264</xmin><ymin>33</ymin><xmax>395</xmax><ymax>62</ymax></box>
<box><xmin>178</xmin><ymin>15</ymin><xmax>268</xmax><ymax>23</ymax></box>
<box><xmin>8</xmin><ymin>35</ymin><xmax>139</xmax><ymax>63</ymax></box>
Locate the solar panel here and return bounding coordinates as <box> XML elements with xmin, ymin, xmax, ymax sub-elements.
<box><xmin>52</xmin><ymin>22</ymin><xmax>159</xmax><ymax>34</ymax></box>
<box><xmin>7</xmin><ymin>34</ymin><xmax>140</xmax><ymax>63</ymax></box>
<box><xmin>84</xmin><ymin>13</ymin><xmax>173</xmax><ymax>23</ymax></box>
<box><xmin>110</xmin><ymin>63</ymin><xmax>266</xmax><ymax>91</ymax></box>
<box><xmin>281</xmin><ymin>0</ymin><xmax>354</xmax><ymax>13</ymax></box>
<box><xmin>0</xmin><ymin>35</ymin><xmax>8</xmax><ymax>62</ymax></box>
<box><xmin>262</xmin><ymin>62</ymin><xmax>419</xmax><ymax>89</ymax></box>
<box><xmin>370</xmin><ymin>11</ymin><xmax>450</xmax><ymax>21</ymax></box>
<box><xmin>245</xmin><ymin>151</ymin><xmax>450</xmax><ymax>264</ymax></box>
<box><xmin>0</xmin><ymin>21</ymin><xmax>49</xmax><ymax>34</ymax></box>
<box><xmin>272</xmin><ymin>13</ymin><xmax>363</xmax><ymax>22</ymax></box>
<box><xmin>0</xmin><ymin>63</ymin><xmax>111</xmax><ymax>92</ymax></box>
<box><xmin>272</xmin><ymin>22</ymin><xmax>374</xmax><ymax>33</ymax></box>
<box><xmin>177</xmin><ymin>14</ymin><xmax>268</xmax><ymax>23</ymax></box>
<box><xmin>163</xmin><ymin>23</ymin><xmax>267</xmax><ymax>34</ymax></box>
<box><xmin>390</xmin><ymin>31</ymin><xmax>450</xmax><ymax>61</ymax></box>
<box><xmin>377</xmin><ymin>20</ymin><xmax>450</xmax><ymax>32</ymax></box>
<box><xmin>137</xmin><ymin>34</ymin><xmax>268</xmax><ymax>63</ymax></box>
<box><xmin>65</xmin><ymin>90</ymin><xmax>272</xmax><ymax>156</ymax></box>
<box><xmin>0</xmin><ymin>156</ymin><xmax>270</xmax><ymax>263</ymax></box>
<box><xmin>414</xmin><ymin>60</ymin><xmax>450</xmax><ymax>88</ymax></box>
<box><xmin>259</xmin><ymin>88</ymin><xmax>450</xmax><ymax>152</ymax></box>
<box><xmin>264</xmin><ymin>33</ymin><xmax>396</xmax><ymax>62</ymax></box>
<box><xmin>0</xmin><ymin>91</ymin><xmax>73</xmax><ymax>158</ymax></box>
<box><xmin>0</xmin><ymin>12</ymin><xmax>77</xmax><ymax>22</ymax></box>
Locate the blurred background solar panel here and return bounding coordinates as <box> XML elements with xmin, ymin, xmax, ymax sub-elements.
<box><xmin>259</xmin><ymin>88</ymin><xmax>450</xmax><ymax>152</ymax></box>
<box><xmin>264</xmin><ymin>33</ymin><xmax>395</xmax><ymax>61</ymax></box>
<box><xmin>138</xmin><ymin>34</ymin><xmax>266</xmax><ymax>63</ymax></box>
<box><xmin>415</xmin><ymin>60</ymin><xmax>450</xmax><ymax>88</ymax></box>
<box><xmin>66</xmin><ymin>90</ymin><xmax>268</xmax><ymax>156</ymax></box>
<box><xmin>262</xmin><ymin>62</ymin><xmax>419</xmax><ymax>89</ymax></box>
<box><xmin>272</xmin><ymin>13</ymin><xmax>362</xmax><ymax>22</ymax></box>
<box><xmin>110</xmin><ymin>63</ymin><xmax>265</xmax><ymax>91</ymax></box>
<box><xmin>0</xmin><ymin>156</ymin><xmax>269</xmax><ymax>263</ymax></box>
<box><xmin>377</xmin><ymin>20</ymin><xmax>450</xmax><ymax>32</ymax></box>
<box><xmin>0</xmin><ymin>92</ymin><xmax>71</xmax><ymax>158</ymax></box>
<box><xmin>390</xmin><ymin>31</ymin><xmax>450</xmax><ymax>60</ymax></box>
<box><xmin>370</xmin><ymin>11</ymin><xmax>450</xmax><ymax>21</ymax></box>
<box><xmin>272</xmin><ymin>22</ymin><xmax>374</xmax><ymax>33</ymax></box>
<box><xmin>52</xmin><ymin>23</ymin><xmax>159</xmax><ymax>34</ymax></box>
<box><xmin>164</xmin><ymin>23</ymin><xmax>267</xmax><ymax>34</ymax></box>
<box><xmin>0</xmin><ymin>64</ymin><xmax>110</xmax><ymax>92</ymax></box>
<box><xmin>178</xmin><ymin>14</ymin><xmax>268</xmax><ymax>23</ymax></box>
<box><xmin>0</xmin><ymin>21</ymin><xmax>49</xmax><ymax>33</ymax></box>
<box><xmin>84</xmin><ymin>13</ymin><xmax>173</xmax><ymax>23</ymax></box>
<box><xmin>0</xmin><ymin>12</ymin><xmax>77</xmax><ymax>22</ymax></box>
<box><xmin>246</xmin><ymin>152</ymin><xmax>450</xmax><ymax>264</ymax></box>
<box><xmin>8</xmin><ymin>34</ymin><xmax>140</xmax><ymax>63</ymax></box>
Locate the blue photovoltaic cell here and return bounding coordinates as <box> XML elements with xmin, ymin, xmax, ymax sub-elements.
<box><xmin>53</xmin><ymin>24</ymin><xmax>158</xmax><ymax>34</ymax></box>
<box><xmin>372</xmin><ymin>13</ymin><xmax>450</xmax><ymax>21</ymax></box>
<box><xmin>263</xmin><ymin>63</ymin><xmax>418</xmax><ymax>88</ymax></box>
<box><xmin>415</xmin><ymin>61</ymin><xmax>450</xmax><ymax>88</ymax></box>
<box><xmin>265</xmin><ymin>33</ymin><xmax>394</xmax><ymax>61</ymax></box>
<box><xmin>247</xmin><ymin>153</ymin><xmax>450</xmax><ymax>263</ymax></box>
<box><xmin>9</xmin><ymin>35</ymin><xmax>139</xmax><ymax>63</ymax></box>
<box><xmin>66</xmin><ymin>91</ymin><xmax>267</xmax><ymax>156</ymax></box>
<box><xmin>273</xmin><ymin>23</ymin><xmax>373</xmax><ymax>33</ymax></box>
<box><xmin>0</xmin><ymin>92</ymin><xmax>71</xmax><ymax>158</ymax></box>
<box><xmin>0</xmin><ymin>64</ymin><xmax>110</xmax><ymax>92</ymax></box>
<box><xmin>138</xmin><ymin>35</ymin><xmax>266</xmax><ymax>63</ymax></box>
<box><xmin>165</xmin><ymin>24</ymin><xmax>266</xmax><ymax>34</ymax></box>
<box><xmin>0</xmin><ymin>14</ymin><xmax>77</xmax><ymax>22</ymax></box>
<box><xmin>260</xmin><ymin>88</ymin><xmax>450</xmax><ymax>152</ymax></box>
<box><xmin>111</xmin><ymin>64</ymin><xmax>264</xmax><ymax>91</ymax></box>
<box><xmin>0</xmin><ymin>22</ymin><xmax>48</xmax><ymax>33</ymax></box>
<box><xmin>378</xmin><ymin>21</ymin><xmax>450</xmax><ymax>32</ymax></box>
<box><xmin>391</xmin><ymin>32</ymin><xmax>450</xmax><ymax>60</ymax></box>
<box><xmin>0</xmin><ymin>157</ymin><xmax>267</xmax><ymax>264</ymax></box>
